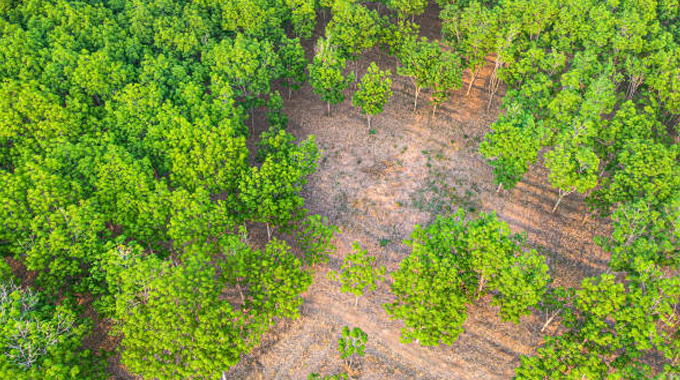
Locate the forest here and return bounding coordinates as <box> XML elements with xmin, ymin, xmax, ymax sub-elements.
<box><xmin>0</xmin><ymin>0</ymin><xmax>678</xmax><ymax>378</ymax></box>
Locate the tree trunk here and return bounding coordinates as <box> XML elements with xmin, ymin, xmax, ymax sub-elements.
<box><xmin>552</xmin><ymin>190</ymin><xmax>570</xmax><ymax>213</ymax></box>
<box><xmin>266</xmin><ymin>222</ymin><xmax>271</xmax><ymax>241</ymax></box>
<box><xmin>540</xmin><ymin>313</ymin><xmax>557</xmax><ymax>333</ymax></box>
<box><xmin>354</xmin><ymin>296</ymin><xmax>358</xmax><ymax>309</ymax></box>
<box><xmin>367</xmin><ymin>114</ymin><xmax>371</xmax><ymax>129</ymax></box>
<box><xmin>288</xmin><ymin>86</ymin><xmax>292</xmax><ymax>99</ymax></box>
<box><xmin>477</xmin><ymin>276</ymin><xmax>485</xmax><ymax>296</ymax></box>
<box><xmin>413</xmin><ymin>86</ymin><xmax>420</xmax><ymax>112</ymax></box>
<box><xmin>466</xmin><ymin>70</ymin><xmax>477</xmax><ymax>96</ymax></box>
<box><xmin>327</xmin><ymin>101</ymin><xmax>331</xmax><ymax>116</ymax></box>
<box><xmin>432</xmin><ymin>104</ymin><xmax>437</xmax><ymax>118</ymax></box>
<box><xmin>496</xmin><ymin>182</ymin><xmax>503</xmax><ymax>194</ymax></box>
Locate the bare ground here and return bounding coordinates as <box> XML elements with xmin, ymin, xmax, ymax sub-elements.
<box><xmin>224</xmin><ymin>4</ymin><xmax>611</xmax><ymax>380</ymax></box>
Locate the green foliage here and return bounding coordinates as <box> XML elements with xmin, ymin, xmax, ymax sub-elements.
<box><xmin>479</xmin><ymin>112</ymin><xmax>549</xmax><ymax>190</ymax></box>
<box><xmin>0</xmin><ymin>283</ymin><xmax>107</xmax><ymax>380</ymax></box>
<box><xmin>385</xmin><ymin>210</ymin><xmax>550</xmax><ymax>346</ymax></box>
<box><xmin>516</xmin><ymin>260</ymin><xmax>680</xmax><ymax>379</ymax></box>
<box><xmin>326</xmin><ymin>2</ymin><xmax>380</xmax><ymax>61</ymax></box>
<box><xmin>239</xmin><ymin>133</ymin><xmax>319</xmax><ymax>227</ymax></box>
<box><xmin>0</xmin><ymin>0</ymin><xmax>323</xmax><ymax>376</ymax></box>
<box><xmin>308</xmin><ymin>41</ymin><xmax>354</xmax><ymax>113</ymax></box>
<box><xmin>352</xmin><ymin>62</ymin><xmax>393</xmax><ymax>127</ymax></box>
<box><xmin>329</xmin><ymin>242</ymin><xmax>386</xmax><ymax>306</ymax></box>
<box><xmin>208</xmin><ymin>33</ymin><xmax>281</xmax><ymax>108</ymax></box>
<box><xmin>397</xmin><ymin>37</ymin><xmax>463</xmax><ymax>112</ymax></box>
<box><xmin>0</xmin><ymin>260</ymin><xmax>12</xmax><ymax>282</ymax></box>
<box><xmin>293</xmin><ymin>214</ymin><xmax>340</xmax><ymax>266</ymax></box>
<box><xmin>278</xmin><ymin>37</ymin><xmax>308</xmax><ymax>95</ymax></box>
<box><xmin>387</xmin><ymin>0</ymin><xmax>428</xmax><ymax>20</ymax></box>
<box><xmin>308</xmin><ymin>373</ymin><xmax>349</xmax><ymax>380</ymax></box>
<box><xmin>338</xmin><ymin>326</ymin><xmax>368</xmax><ymax>361</ymax></box>
<box><xmin>107</xmin><ymin>233</ymin><xmax>313</xmax><ymax>380</ymax></box>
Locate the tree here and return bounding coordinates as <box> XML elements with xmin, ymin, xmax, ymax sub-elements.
<box><xmin>0</xmin><ymin>282</ymin><xmax>107</xmax><ymax>380</ymax></box>
<box><xmin>428</xmin><ymin>49</ymin><xmax>463</xmax><ymax>116</ymax></box>
<box><xmin>238</xmin><ymin>133</ymin><xmax>319</xmax><ymax>235</ymax></box>
<box><xmin>329</xmin><ymin>242</ymin><xmax>386</xmax><ymax>308</ymax></box>
<box><xmin>441</xmin><ymin>1</ymin><xmax>497</xmax><ymax>95</ymax></box>
<box><xmin>397</xmin><ymin>37</ymin><xmax>462</xmax><ymax>114</ymax></box>
<box><xmin>515</xmin><ymin>261</ymin><xmax>680</xmax><ymax>379</ymax></box>
<box><xmin>338</xmin><ymin>326</ymin><xmax>368</xmax><ymax>368</ymax></box>
<box><xmin>278</xmin><ymin>37</ymin><xmax>308</xmax><ymax>98</ymax></box>
<box><xmin>326</xmin><ymin>2</ymin><xmax>380</xmax><ymax>74</ymax></box>
<box><xmin>385</xmin><ymin>210</ymin><xmax>550</xmax><ymax>346</ymax></box>
<box><xmin>387</xmin><ymin>0</ymin><xmax>428</xmax><ymax>21</ymax></box>
<box><xmin>308</xmin><ymin>39</ymin><xmax>354</xmax><ymax>115</ymax></box>
<box><xmin>208</xmin><ymin>33</ymin><xmax>281</xmax><ymax>109</ymax></box>
<box><xmin>479</xmin><ymin>112</ymin><xmax>549</xmax><ymax>192</ymax></box>
<box><xmin>352</xmin><ymin>62</ymin><xmax>393</xmax><ymax>128</ymax></box>
<box><xmin>286</xmin><ymin>0</ymin><xmax>317</xmax><ymax>38</ymax></box>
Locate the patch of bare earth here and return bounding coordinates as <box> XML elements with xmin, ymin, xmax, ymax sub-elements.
<box><xmin>226</xmin><ymin>4</ymin><xmax>610</xmax><ymax>379</ymax></box>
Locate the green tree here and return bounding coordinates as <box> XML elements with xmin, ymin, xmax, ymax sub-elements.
<box><xmin>0</xmin><ymin>283</ymin><xmax>107</xmax><ymax>380</ymax></box>
<box><xmin>352</xmin><ymin>62</ymin><xmax>393</xmax><ymax>128</ymax></box>
<box><xmin>385</xmin><ymin>210</ymin><xmax>550</xmax><ymax>346</ymax></box>
<box><xmin>441</xmin><ymin>1</ymin><xmax>497</xmax><ymax>95</ymax></box>
<box><xmin>397</xmin><ymin>37</ymin><xmax>462</xmax><ymax>114</ymax></box>
<box><xmin>308</xmin><ymin>39</ymin><xmax>354</xmax><ymax>115</ymax></box>
<box><xmin>329</xmin><ymin>242</ymin><xmax>386</xmax><ymax>308</ymax></box>
<box><xmin>278</xmin><ymin>37</ymin><xmax>308</xmax><ymax>98</ymax></box>
<box><xmin>387</xmin><ymin>0</ymin><xmax>428</xmax><ymax>21</ymax></box>
<box><xmin>479</xmin><ymin>112</ymin><xmax>549</xmax><ymax>192</ymax></box>
<box><xmin>338</xmin><ymin>326</ymin><xmax>368</xmax><ymax>368</ymax></box>
<box><xmin>516</xmin><ymin>261</ymin><xmax>680</xmax><ymax>380</ymax></box>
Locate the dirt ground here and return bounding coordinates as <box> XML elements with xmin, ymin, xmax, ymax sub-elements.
<box><xmin>224</xmin><ymin>4</ymin><xmax>611</xmax><ymax>380</ymax></box>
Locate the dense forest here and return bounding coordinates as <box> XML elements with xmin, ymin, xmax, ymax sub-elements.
<box><xmin>0</xmin><ymin>0</ymin><xmax>678</xmax><ymax>378</ymax></box>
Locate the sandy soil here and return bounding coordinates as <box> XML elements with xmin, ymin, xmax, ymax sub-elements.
<box><xmin>224</xmin><ymin>4</ymin><xmax>611</xmax><ymax>380</ymax></box>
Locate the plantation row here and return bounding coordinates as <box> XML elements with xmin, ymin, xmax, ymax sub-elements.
<box><xmin>0</xmin><ymin>0</ymin><xmax>678</xmax><ymax>379</ymax></box>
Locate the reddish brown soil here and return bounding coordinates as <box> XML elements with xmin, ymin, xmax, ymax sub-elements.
<box><xmin>224</xmin><ymin>4</ymin><xmax>610</xmax><ymax>380</ymax></box>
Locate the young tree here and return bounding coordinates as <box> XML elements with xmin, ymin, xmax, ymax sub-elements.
<box><xmin>338</xmin><ymin>326</ymin><xmax>368</xmax><ymax>368</ymax></box>
<box><xmin>397</xmin><ymin>37</ymin><xmax>462</xmax><ymax>114</ymax></box>
<box><xmin>441</xmin><ymin>1</ymin><xmax>497</xmax><ymax>96</ymax></box>
<box><xmin>278</xmin><ymin>37</ymin><xmax>308</xmax><ymax>99</ymax></box>
<box><xmin>208</xmin><ymin>33</ymin><xmax>281</xmax><ymax>109</ymax></box>
<box><xmin>479</xmin><ymin>111</ymin><xmax>549</xmax><ymax>192</ymax></box>
<box><xmin>326</xmin><ymin>2</ymin><xmax>380</xmax><ymax>76</ymax></box>
<box><xmin>387</xmin><ymin>0</ymin><xmax>428</xmax><ymax>21</ymax></box>
<box><xmin>352</xmin><ymin>62</ymin><xmax>393</xmax><ymax>128</ymax></box>
<box><xmin>428</xmin><ymin>49</ymin><xmax>463</xmax><ymax>116</ymax></box>
<box><xmin>238</xmin><ymin>132</ymin><xmax>319</xmax><ymax>235</ymax></box>
<box><xmin>329</xmin><ymin>242</ymin><xmax>386</xmax><ymax>308</ymax></box>
<box><xmin>308</xmin><ymin>39</ymin><xmax>354</xmax><ymax>115</ymax></box>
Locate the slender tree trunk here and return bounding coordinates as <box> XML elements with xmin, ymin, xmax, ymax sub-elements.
<box><xmin>236</xmin><ymin>283</ymin><xmax>245</xmax><ymax>305</ymax></box>
<box><xmin>496</xmin><ymin>182</ymin><xmax>503</xmax><ymax>194</ymax></box>
<box><xmin>327</xmin><ymin>101</ymin><xmax>331</xmax><ymax>116</ymax></box>
<box><xmin>432</xmin><ymin>104</ymin><xmax>437</xmax><ymax>118</ymax></box>
<box><xmin>541</xmin><ymin>313</ymin><xmax>557</xmax><ymax>332</ymax></box>
<box><xmin>477</xmin><ymin>276</ymin><xmax>485</xmax><ymax>296</ymax></box>
<box><xmin>367</xmin><ymin>114</ymin><xmax>371</xmax><ymax>129</ymax></box>
<box><xmin>288</xmin><ymin>86</ymin><xmax>292</xmax><ymax>99</ymax></box>
<box><xmin>552</xmin><ymin>189</ymin><xmax>570</xmax><ymax>213</ymax></box>
<box><xmin>266</xmin><ymin>222</ymin><xmax>271</xmax><ymax>240</ymax></box>
<box><xmin>354</xmin><ymin>296</ymin><xmax>358</xmax><ymax>309</ymax></box>
<box><xmin>466</xmin><ymin>70</ymin><xmax>477</xmax><ymax>96</ymax></box>
<box><xmin>413</xmin><ymin>86</ymin><xmax>420</xmax><ymax>112</ymax></box>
